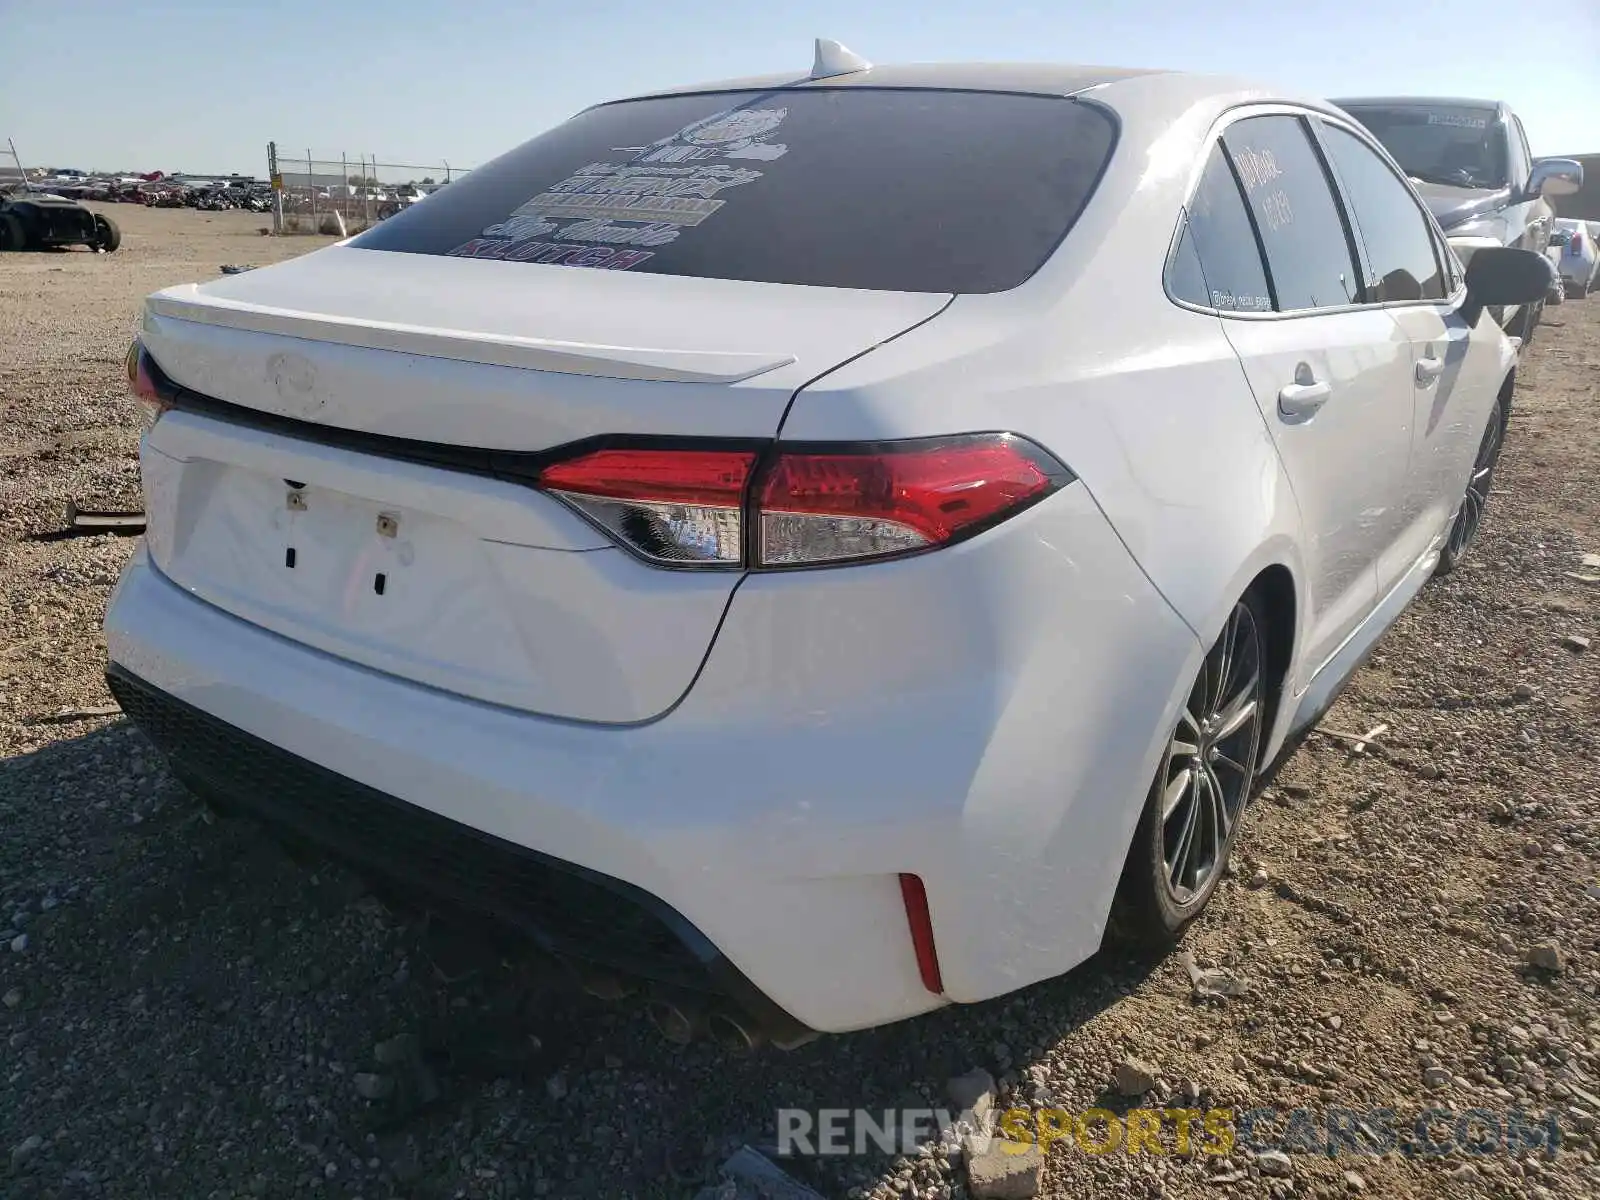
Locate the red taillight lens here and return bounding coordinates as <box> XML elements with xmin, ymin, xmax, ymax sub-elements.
<box><xmin>126</xmin><ymin>340</ymin><xmax>171</xmax><ymax>428</ymax></box>
<box><xmin>539</xmin><ymin>448</ymin><xmax>755</xmax><ymax>566</ymax></box>
<box><xmin>537</xmin><ymin>434</ymin><xmax>1071</xmax><ymax>569</ymax></box>
<box><xmin>755</xmin><ymin>435</ymin><xmax>1069</xmax><ymax>566</ymax></box>
<box><xmin>1574</xmin><ymin>231</ymin><xmax>1586</xmax><ymax>254</ymax></box>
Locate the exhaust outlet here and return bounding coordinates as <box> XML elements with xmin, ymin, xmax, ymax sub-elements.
<box><xmin>707</xmin><ymin>1010</ymin><xmax>765</xmax><ymax>1053</ymax></box>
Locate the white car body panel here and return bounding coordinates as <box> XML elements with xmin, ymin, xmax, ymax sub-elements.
<box><xmin>140</xmin><ymin>251</ymin><xmax>951</xmax><ymax>445</ymax></box>
<box><xmin>1386</xmin><ymin>305</ymin><xmax>1511</xmax><ymax>577</ymax></box>
<box><xmin>1215</xmin><ymin>310</ymin><xmax>1404</xmax><ymax>672</ymax></box>
<box><xmin>104</xmin><ymin>63</ymin><xmax>1523</xmax><ymax>1035</ymax></box>
<box><xmin>108</xmin><ymin>455</ymin><xmax>1196</xmax><ymax>1029</ymax></box>
<box><xmin>135</xmin><ymin>256</ymin><xmax>950</xmax><ymax>722</ymax></box>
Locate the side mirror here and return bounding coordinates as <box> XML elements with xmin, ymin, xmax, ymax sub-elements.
<box><xmin>1528</xmin><ymin>157</ymin><xmax>1584</xmax><ymax>199</ymax></box>
<box><xmin>1460</xmin><ymin>246</ymin><xmax>1552</xmax><ymax>326</ymax></box>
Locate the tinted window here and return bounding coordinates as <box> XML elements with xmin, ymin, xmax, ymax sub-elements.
<box><xmin>1223</xmin><ymin>116</ymin><xmax>1359</xmax><ymax>311</ymax></box>
<box><xmin>1336</xmin><ymin>103</ymin><xmax>1508</xmax><ymax>190</ymax></box>
<box><xmin>350</xmin><ymin>90</ymin><xmax>1118</xmax><ymax>294</ymax></box>
<box><xmin>1168</xmin><ymin>145</ymin><xmax>1272</xmax><ymax>312</ymax></box>
<box><xmin>1318</xmin><ymin>123</ymin><xmax>1445</xmax><ymax>302</ymax></box>
<box><xmin>1511</xmin><ymin>116</ymin><xmax>1534</xmax><ymax>184</ymax></box>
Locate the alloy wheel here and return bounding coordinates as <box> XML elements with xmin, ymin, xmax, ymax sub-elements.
<box><xmin>1446</xmin><ymin>404</ymin><xmax>1503</xmax><ymax>561</ymax></box>
<box><xmin>1160</xmin><ymin>601</ymin><xmax>1264</xmax><ymax>904</ymax></box>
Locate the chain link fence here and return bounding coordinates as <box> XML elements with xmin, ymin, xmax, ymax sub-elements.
<box><xmin>266</xmin><ymin>143</ymin><xmax>473</xmax><ymax>234</ymax></box>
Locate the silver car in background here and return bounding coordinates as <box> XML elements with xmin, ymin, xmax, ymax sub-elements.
<box><xmin>1550</xmin><ymin>218</ymin><xmax>1600</xmax><ymax>298</ymax></box>
<box><xmin>1333</xmin><ymin>96</ymin><xmax>1584</xmax><ymax>337</ymax></box>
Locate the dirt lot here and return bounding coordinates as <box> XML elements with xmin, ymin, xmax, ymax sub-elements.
<box><xmin>1</xmin><ymin>203</ymin><xmax>1597</xmax><ymax>1200</ymax></box>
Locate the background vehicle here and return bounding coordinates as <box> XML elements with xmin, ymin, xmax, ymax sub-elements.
<box><xmin>1550</xmin><ymin>218</ymin><xmax>1599</xmax><ymax>297</ymax></box>
<box><xmin>0</xmin><ymin>189</ymin><xmax>120</xmax><ymax>252</ymax></box>
<box><xmin>1333</xmin><ymin>96</ymin><xmax>1583</xmax><ymax>338</ymax></box>
<box><xmin>106</xmin><ymin>50</ymin><xmax>1547</xmax><ymax>1044</ymax></box>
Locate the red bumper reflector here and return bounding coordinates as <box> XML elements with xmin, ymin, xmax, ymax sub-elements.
<box><xmin>898</xmin><ymin>873</ymin><xmax>944</xmax><ymax>995</ymax></box>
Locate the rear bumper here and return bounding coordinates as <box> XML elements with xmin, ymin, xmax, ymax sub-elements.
<box><xmin>106</xmin><ymin>474</ymin><xmax>1199</xmax><ymax>1033</ymax></box>
<box><xmin>104</xmin><ymin>661</ymin><xmax>812</xmax><ymax>1047</ymax></box>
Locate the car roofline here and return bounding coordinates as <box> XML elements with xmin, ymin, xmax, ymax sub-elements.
<box><xmin>593</xmin><ymin>62</ymin><xmax>1174</xmax><ymax>106</ymax></box>
<box><xmin>1331</xmin><ymin>96</ymin><xmax>1509</xmax><ymax>114</ymax></box>
<box><xmin>568</xmin><ymin>63</ymin><xmax>1352</xmax><ymax>134</ymax></box>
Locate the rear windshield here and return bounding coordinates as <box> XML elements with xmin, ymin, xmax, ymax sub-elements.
<box><xmin>1336</xmin><ymin>104</ymin><xmax>1507</xmax><ymax>190</ymax></box>
<box><xmin>349</xmin><ymin>89</ymin><xmax>1118</xmax><ymax>294</ymax></box>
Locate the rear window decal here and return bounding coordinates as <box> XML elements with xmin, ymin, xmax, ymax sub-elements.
<box><xmin>1427</xmin><ymin>113</ymin><xmax>1489</xmax><ymax>129</ymax></box>
<box><xmin>447</xmin><ymin>240</ymin><xmax>654</xmax><ymax>270</ymax></box>
<box><xmin>353</xmin><ymin>89</ymin><xmax>1121</xmax><ymax>291</ymax></box>
<box><xmin>446</xmin><ymin>106</ymin><xmax>789</xmax><ymax>268</ymax></box>
<box><xmin>618</xmin><ymin>106</ymin><xmax>789</xmax><ymax>163</ymax></box>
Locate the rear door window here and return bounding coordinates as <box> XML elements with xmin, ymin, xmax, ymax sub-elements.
<box><xmin>1316</xmin><ymin>121</ymin><xmax>1446</xmax><ymax>302</ymax></box>
<box><xmin>1167</xmin><ymin>144</ymin><xmax>1273</xmax><ymax>313</ymax></box>
<box><xmin>350</xmin><ymin>89</ymin><xmax>1118</xmax><ymax>294</ymax></box>
<box><xmin>1222</xmin><ymin>116</ymin><xmax>1361</xmax><ymax>312</ymax></box>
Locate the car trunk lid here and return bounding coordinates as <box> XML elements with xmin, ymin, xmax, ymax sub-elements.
<box><xmin>137</xmin><ymin>250</ymin><xmax>949</xmax><ymax>724</ymax></box>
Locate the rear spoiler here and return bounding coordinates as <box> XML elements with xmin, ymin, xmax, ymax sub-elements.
<box><xmin>146</xmin><ymin>284</ymin><xmax>797</xmax><ymax>384</ymax></box>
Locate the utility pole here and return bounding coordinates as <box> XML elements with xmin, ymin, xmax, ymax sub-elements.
<box><xmin>267</xmin><ymin>141</ymin><xmax>284</xmax><ymax>234</ymax></box>
<box><xmin>8</xmin><ymin>138</ymin><xmax>31</xmax><ymax>190</ymax></box>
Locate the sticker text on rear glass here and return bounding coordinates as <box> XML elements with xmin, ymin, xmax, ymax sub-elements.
<box><xmin>446</xmin><ymin>106</ymin><xmax>790</xmax><ymax>270</ymax></box>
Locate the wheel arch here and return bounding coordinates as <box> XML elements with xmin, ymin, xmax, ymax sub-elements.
<box><xmin>1242</xmin><ymin>563</ymin><xmax>1297</xmax><ymax>768</ymax></box>
<box><xmin>1104</xmin><ymin>560</ymin><xmax>1298</xmax><ymax>949</ymax></box>
<box><xmin>1496</xmin><ymin>367</ymin><xmax>1516</xmax><ymax>432</ymax></box>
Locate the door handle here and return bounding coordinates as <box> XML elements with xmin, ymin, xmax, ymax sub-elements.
<box><xmin>1415</xmin><ymin>356</ymin><xmax>1445</xmax><ymax>384</ymax></box>
<box><xmin>1278</xmin><ymin>377</ymin><xmax>1331</xmax><ymax>419</ymax></box>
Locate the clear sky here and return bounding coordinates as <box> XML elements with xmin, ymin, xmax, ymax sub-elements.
<box><xmin>7</xmin><ymin>0</ymin><xmax>1598</xmax><ymax>177</ymax></box>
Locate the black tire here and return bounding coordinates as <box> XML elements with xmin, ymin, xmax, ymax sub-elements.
<box><xmin>93</xmin><ymin>213</ymin><xmax>121</xmax><ymax>252</ymax></box>
<box><xmin>1523</xmin><ymin>301</ymin><xmax>1540</xmax><ymax>342</ymax></box>
<box><xmin>1574</xmin><ymin>281</ymin><xmax>1590</xmax><ymax>300</ymax></box>
<box><xmin>0</xmin><ymin>213</ymin><xmax>25</xmax><ymax>251</ymax></box>
<box><xmin>1433</xmin><ymin>394</ymin><xmax>1505</xmax><ymax>577</ymax></box>
<box><xmin>1110</xmin><ymin>592</ymin><xmax>1268</xmax><ymax>948</ymax></box>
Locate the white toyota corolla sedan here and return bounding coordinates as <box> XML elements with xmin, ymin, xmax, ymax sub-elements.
<box><xmin>105</xmin><ymin>44</ymin><xmax>1550</xmax><ymax>1048</ymax></box>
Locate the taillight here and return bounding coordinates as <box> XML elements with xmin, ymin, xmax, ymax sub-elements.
<box><xmin>756</xmin><ymin>436</ymin><xmax>1068</xmax><ymax>566</ymax></box>
<box><xmin>126</xmin><ymin>340</ymin><xmax>171</xmax><ymax>429</ymax></box>
<box><xmin>1573</xmin><ymin>230</ymin><xmax>1586</xmax><ymax>254</ymax></box>
<box><xmin>540</xmin><ymin>448</ymin><xmax>755</xmax><ymax>566</ymax></box>
<box><xmin>537</xmin><ymin>434</ymin><xmax>1073</xmax><ymax>570</ymax></box>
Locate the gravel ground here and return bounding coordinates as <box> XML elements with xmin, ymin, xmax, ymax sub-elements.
<box><xmin>2</xmin><ymin>205</ymin><xmax>1597</xmax><ymax>1200</ymax></box>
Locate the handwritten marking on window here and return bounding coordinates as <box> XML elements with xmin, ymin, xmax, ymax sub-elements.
<box><xmin>1232</xmin><ymin>145</ymin><xmax>1283</xmax><ymax>193</ymax></box>
<box><xmin>1259</xmin><ymin>190</ymin><xmax>1295</xmax><ymax>232</ymax></box>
